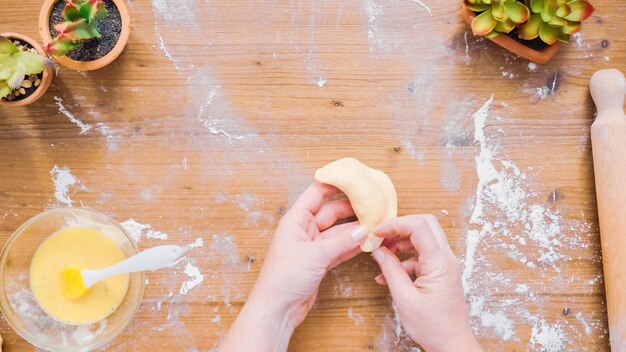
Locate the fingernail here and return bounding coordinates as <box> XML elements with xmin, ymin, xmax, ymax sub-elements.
<box><xmin>351</xmin><ymin>225</ymin><xmax>368</xmax><ymax>242</ymax></box>
<box><xmin>372</xmin><ymin>248</ymin><xmax>385</xmax><ymax>263</ymax></box>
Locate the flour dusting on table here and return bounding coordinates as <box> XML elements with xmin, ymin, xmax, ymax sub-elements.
<box><xmin>50</xmin><ymin>165</ymin><xmax>80</xmax><ymax>206</ymax></box>
<box><xmin>460</xmin><ymin>97</ymin><xmax>598</xmax><ymax>350</ymax></box>
<box><xmin>54</xmin><ymin>96</ymin><xmax>93</xmax><ymax>134</ymax></box>
<box><xmin>180</xmin><ymin>259</ymin><xmax>205</xmax><ymax>295</ymax></box>
<box><xmin>120</xmin><ymin>218</ymin><xmax>169</xmax><ymax>242</ymax></box>
<box><xmin>348</xmin><ymin>307</ymin><xmax>364</xmax><ymax>326</ymax></box>
<box><xmin>207</xmin><ymin>234</ymin><xmax>247</xmax><ymax>306</ymax></box>
<box><xmin>411</xmin><ymin>0</ymin><xmax>432</xmax><ymax>16</ymax></box>
<box><xmin>188</xmin><ymin>237</ymin><xmax>204</xmax><ymax>248</ymax></box>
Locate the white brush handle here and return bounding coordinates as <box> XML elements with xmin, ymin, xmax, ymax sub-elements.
<box><xmin>82</xmin><ymin>245</ymin><xmax>186</xmax><ymax>288</ymax></box>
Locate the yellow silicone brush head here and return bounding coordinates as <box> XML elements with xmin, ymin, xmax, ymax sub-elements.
<box><xmin>59</xmin><ymin>267</ymin><xmax>87</xmax><ymax>299</ymax></box>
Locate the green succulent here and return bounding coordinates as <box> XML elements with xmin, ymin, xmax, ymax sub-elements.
<box><xmin>465</xmin><ymin>0</ymin><xmax>531</xmax><ymax>38</ymax></box>
<box><xmin>0</xmin><ymin>36</ymin><xmax>50</xmax><ymax>99</ymax></box>
<box><xmin>518</xmin><ymin>0</ymin><xmax>595</xmax><ymax>44</ymax></box>
<box><xmin>46</xmin><ymin>0</ymin><xmax>107</xmax><ymax>56</ymax></box>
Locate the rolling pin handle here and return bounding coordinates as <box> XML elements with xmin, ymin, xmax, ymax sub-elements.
<box><xmin>590</xmin><ymin>69</ymin><xmax>626</xmax><ymax>117</ymax></box>
<box><xmin>589</xmin><ymin>68</ymin><xmax>626</xmax><ymax>351</ymax></box>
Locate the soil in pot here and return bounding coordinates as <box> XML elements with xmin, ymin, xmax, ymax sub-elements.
<box><xmin>1</xmin><ymin>39</ymin><xmax>45</xmax><ymax>103</ymax></box>
<box><xmin>506</xmin><ymin>28</ymin><xmax>549</xmax><ymax>51</ymax></box>
<box><xmin>49</xmin><ymin>0</ymin><xmax>122</xmax><ymax>62</ymax></box>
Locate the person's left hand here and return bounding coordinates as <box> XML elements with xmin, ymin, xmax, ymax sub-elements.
<box><xmin>220</xmin><ymin>182</ymin><xmax>368</xmax><ymax>352</ymax></box>
<box><xmin>251</xmin><ymin>181</ymin><xmax>368</xmax><ymax>327</ymax></box>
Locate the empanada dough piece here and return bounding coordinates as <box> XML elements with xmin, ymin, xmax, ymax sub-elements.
<box><xmin>315</xmin><ymin>158</ymin><xmax>397</xmax><ymax>252</ymax></box>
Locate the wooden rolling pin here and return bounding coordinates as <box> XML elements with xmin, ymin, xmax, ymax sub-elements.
<box><xmin>590</xmin><ymin>69</ymin><xmax>626</xmax><ymax>352</ymax></box>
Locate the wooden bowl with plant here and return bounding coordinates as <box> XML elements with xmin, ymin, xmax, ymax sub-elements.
<box><xmin>0</xmin><ymin>33</ymin><xmax>53</xmax><ymax>107</ymax></box>
<box><xmin>39</xmin><ymin>0</ymin><xmax>131</xmax><ymax>71</ymax></box>
<box><xmin>461</xmin><ymin>0</ymin><xmax>595</xmax><ymax>64</ymax></box>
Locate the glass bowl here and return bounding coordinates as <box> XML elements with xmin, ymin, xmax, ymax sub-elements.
<box><xmin>0</xmin><ymin>208</ymin><xmax>144</xmax><ymax>351</ymax></box>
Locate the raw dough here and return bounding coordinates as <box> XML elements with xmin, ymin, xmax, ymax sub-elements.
<box><xmin>315</xmin><ymin>158</ymin><xmax>397</xmax><ymax>252</ymax></box>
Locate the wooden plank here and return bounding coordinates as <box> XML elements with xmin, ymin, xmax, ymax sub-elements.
<box><xmin>0</xmin><ymin>0</ymin><xmax>622</xmax><ymax>350</ymax></box>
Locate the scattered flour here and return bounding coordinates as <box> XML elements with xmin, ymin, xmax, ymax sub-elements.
<box><xmin>208</xmin><ymin>234</ymin><xmax>246</xmax><ymax>306</ymax></box>
<box><xmin>151</xmin><ymin>0</ymin><xmax>172</xmax><ymax>21</ymax></box>
<box><xmin>411</xmin><ymin>0</ymin><xmax>432</xmax><ymax>16</ymax></box>
<box><xmin>96</xmin><ymin>123</ymin><xmax>117</xmax><ymax>151</ymax></box>
<box><xmin>530</xmin><ymin>319</ymin><xmax>566</xmax><ymax>352</ymax></box>
<box><xmin>535</xmin><ymin>86</ymin><xmax>552</xmax><ymax>100</ymax></box>
<box><xmin>54</xmin><ymin>96</ymin><xmax>93</xmax><ymax>134</ymax></box>
<box><xmin>50</xmin><ymin>165</ymin><xmax>80</xmax><ymax>206</ymax></box>
<box><xmin>347</xmin><ymin>307</ymin><xmax>363</xmax><ymax>326</ymax></box>
<box><xmin>460</xmin><ymin>97</ymin><xmax>596</xmax><ymax>348</ymax></box>
<box><xmin>462</xmin><ymin>96</ymin><xmax>496</xmax><ymax>290</ymax></box>
<box><xmin>157</xmin><ymin>35</ymin><xmax>182</xmax><ymax>74</ymax></box>
<box><xmin>572</xmin><ymin>33</ymin><xmax>584</xmax><ymax>48</ymax></box>
<box><xmin>147</xmin><ymin>230</ymin><xmax>168</xmax><ymax>240</ymax></box>
<box><xmin>375</xmin><ymin>301</ymin><xmax>419</xmax><ymax>351</ymax></box>
<box><xmin>180</xmin><ymin>260</ymin><xmax>204</xmax><ymax>295</ymax></box>
<box><xmin>330</xmin><ymin>269</ymin><xmax>353</xmax><ymax>298</ymax></box>
<box><xmin>440</xmin><ymin>147</ymin><xmax>462</xmax><ymax>190</ymax></box>
<box><xmin>575</xmin><ymin>312</ymin><xmax>592</xmax><ymax>336</ymax></box>
<box><xmin>120</xmin><ymin>219</ymin><xmax>150</xmax><ymax>242</ymax></box>
<box><xmin>207</xmin><ymin>127</ymin><xmax>246</xmax><ymax>141</ymax></box>
<box><xmin>196</xmin><ymin>85</ymin><xmax>250</xmax><ymax>143</ymax></box>
<box><xmin>231</xmin><ymin>193</ymin><xmax>276</xmax><ymax>230</ymax></box>
<box><xmin>531</xmin><ymin>72</ymin><xmax>559</xmax><ymax>101</ymax></box>
<box><xmin>501</xmin><ymin>67</ymin><xmax>516</xmax><ymax>79</ymax></box>
<box><xmin>401</xmin><ymin>141</ymin><xmax>426</xmax><ymax>165</ymax></box>
<box><xmin>316</xmin><ymin>78</ymin><xmax>327</xmax><ymax>87</ymax></box>
<box><xmin>469</xmin><ymin>295</ymin><xmax>515</xmax><ymax>341</ymax></box>
<box><xmin>234</xmin><ymin>193</ymin><xmax>257</xmax><ymax>212</ymax></box>
<box><xmin>188</xmin><ymin>238</ymin><xmax>204</xmax><ymax>248</ymax></box>
<box><xmin>151</xmin><ymin>0</ymin><xmax>197</xmax><ymax>74</ymax></box>
<box><xmin>365</xmin><ymin>0</ymin><xmax>383</xmax><ymax>51</ymax></box>
<box><xmin>120</xmin><ymin>218</ymin><xmax>168</xmax><ymax>242</ymax></box>
<box><xmin>391</xmin><ymin>303</ymin><xmax>402</xmax><ymax>342</ymax></box>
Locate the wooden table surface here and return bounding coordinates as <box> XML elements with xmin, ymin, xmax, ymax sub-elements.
<box><xmin>1</xmin><ymin>0</ymin><xmax>625</xmax><ymax>351</ymax></box>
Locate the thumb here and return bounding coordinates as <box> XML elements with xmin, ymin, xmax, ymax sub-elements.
<box><xmin>372</xmin><ymin>247</ymin><xmax>415</xmax><ymax>298</ymax></box>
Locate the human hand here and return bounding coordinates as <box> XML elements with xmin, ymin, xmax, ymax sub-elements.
<box><xmin>251</xmin><ymin>181</ymin><xmax>367</xmax><ymax>326</ymax></box>
<box><xmin>219</xmin><ymin>182</ymin><xmax>368</xmax><ymax>352</ymax></box>
<box><xmin>371</xmin><ymin>215</ymin><xmax>482</xmax><ymax>352</ymax></box>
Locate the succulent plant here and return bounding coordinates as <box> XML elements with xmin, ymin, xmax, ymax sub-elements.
<box><xmin>465</xmin><ymin>0</ymin><xmax>531</xmax><ymax>38</ymax></box>
<box><xmin>46</xmin><ymin>0</ymin><xmax>108</xmax><ymax>56</ymax></box>
<box><xmin>0</xmin><ymin>36</ymin><xmax>49</xmax><ymax>99</ymax></box>
<box><xmin>518</xmin><ymin>0</ymin><xmax>595</xmax><ymax>44</ymax></box>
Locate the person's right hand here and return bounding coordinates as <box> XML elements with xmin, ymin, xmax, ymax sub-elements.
<box><xmin>370</xmin><ymin>215</ymin><xmax>482</xmax><ymax>352</ymax></box>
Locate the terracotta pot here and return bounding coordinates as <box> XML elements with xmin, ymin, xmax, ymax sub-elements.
<box><xmin>0</xmin><ymin>32</ymin><xmax>54</xmax><ymax>107</ymax></box>
<box><xmin>460</xmin><ymin>3</ymin><xmax>562</xmax><ymax>64</ymax></box>
<box><xmin>38</xmin><ymin>0</ymin><xmax>131</xmax><ymax>71</ymax></box>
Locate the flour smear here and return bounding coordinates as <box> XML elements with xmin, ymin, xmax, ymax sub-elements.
<box><xmin>206</xmin><ymin>234</ymin><xmax>247</xmax><ymax>306</ymax></box>
<box><xmin>120</xmin><ymin>218</ymin><xmax>169</xmax><ymax>242</ymax></box>
<box><xmin>50</xmin><ymin>165</ymin><xmax>80</xmax><ymax>206</ymax></box>
<box><xmin>180</xmin><ymin>260</ymin><xmax>205</xmax><ymax>295</ymax></box>
<box><xmin>54</xmin><ymin>96</ymin><xmax>93</xmax><ymax>134</ymax></box>
<box><xmin>460</xmin><ymin>97</ymin><xmax>597</xmax><ymax>350</ymax></box>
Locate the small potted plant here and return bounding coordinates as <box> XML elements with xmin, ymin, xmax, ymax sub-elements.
<box><xmin>39</xmin><ymin>0</ymin><xmax>131</xmax><ymax>71</ymax></box>
<box><xmin>0</xmin><ymin>33</ymin><xmax>53</xmax><ymax>107</ymax></box>
<box><xmin>461</xmin><ymin>0</ymin><xmax>595</xmax><ymax>64</ymax></box>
